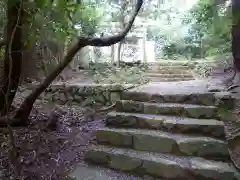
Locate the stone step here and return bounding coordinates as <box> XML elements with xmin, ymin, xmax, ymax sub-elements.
<box><xmin>121</xmin><ymin>91</ymin><xmax>216</xmax><ymax>106</ymax></box>
<box><xmin>149</xmin><ymin>62</ymin><xmax>190</xmax><ymax>66</ymax></box>
<box><xmin>96</xmin><ymin>128</ymin><xmax>229</xmax><ymax>161</ymax></box>
<box><xmin>149</xmin><ymin>77</ymin><xmax>195</xmax><ymax>82</ymax></box>
<box><xmin>147</xmin><ymin>68</ymin><xmax>191</xmax><ymax>74</ymax></box>
<box><xmin>147</xmin><ymin>73</ymin><xmax>193</xmax><ymax>78</ymax></box>
<box><xmin>85</xmin><ymin>146</ymin><xmax>239</xmax><ymax>180</ymax></box>
<box><xmin>149</xmin><ymin>78</ymin><xmax>195</xmax><ymax>82</ymax></box>
<box><xmin>149</xmin><ymin>62</ymin><xmax>190</xmax><ymax>65</ymax></box>
<box><xmin>69</xmin><ymin>164</ymin><xmax>142</xmax><ymax>180</ymax></box>
<box><xmin>149</xmin><ymin>65</ymin><xmax>190</xmax><ymax>71</ymax></box>
<box><xmin>106</xmin><ymin>111</ymin><xmax>225</xmax><ymax>139</ymax></box>
<box><xmin>116</xmin><ymin>100</ymin><xmax>218</xmax><ymax>119</ymax></box>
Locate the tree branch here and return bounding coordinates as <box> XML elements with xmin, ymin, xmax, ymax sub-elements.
<box><xmin>78</xmin><ymin>0</ymin><xmax>143</xmax><ymax>47</ymax></box>
<box><xmin>14</xmin><ymin>0</ymin><xmax>143</xmax><ymax>121</ymax></box>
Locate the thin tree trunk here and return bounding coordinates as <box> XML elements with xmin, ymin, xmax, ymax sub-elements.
<box><xmin>116</xmin><ymin>0</ymin><xmax>128</xmax><ymax>67</ymax></box>
<box><xmin>200</xmin><ymin>38</ymin><xmax>204</xmax><ymax>59</ymax></box>
<box><xmin>117</xmin><ymin>42</ymin><xmax>122</xmax><ymax>67</ymax></box>
<box><xmin>0</xmin><ymin>0</ymin><xmax>23</xmax><ymax>115</ymax></box>
<box><xmin>111</xmin><ymin>45</ymin><xmax>115</xmax><ymax>64</ymax></box>
<box><xmin>143</xmin><ymin>31</ymin><xmax>147</xmax><ymax>63</ymax></box>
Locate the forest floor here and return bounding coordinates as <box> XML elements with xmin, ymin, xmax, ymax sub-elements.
<box><xmin>0</xmin><ymin>86</ymin><xmax>144</xmax><ymax>180</ymax></box>
<box><xmin>0</xmin><ymin>60</ymin><xmax>240</xmax><ymax>180</ymax></box>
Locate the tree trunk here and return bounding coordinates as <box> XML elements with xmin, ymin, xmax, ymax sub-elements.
<box><xmin>143</xmin><ymin>31</ymin><xmax>147</xmax><ymax>63</ymax></box>
<box><xmin>232</xmin><ymin>0</ymin><xmax>240</xmax><ymax>71</ymax></box>
<box><xmin>200</xmin><ymin>38</ymin><xmax>204</xmax><ymax>59</ymax></box>
<box><xmin>0</xmin><ymin>0</ymin><xmax>24</xmax><ymax>115</ymax></box>
<box><xmin>111</xmin><ymin>45</ymin><xmax>115</xmax><ymax>64</ymax></box>
<box><xmin>116</xmin><ymin>0</ymin><xmax>128</xmax><ymax>67</ymax></box>
<box><xmin>117</xmin><ymin>42</ymin><xmax>122</xmax><ymax>67</ymax></box>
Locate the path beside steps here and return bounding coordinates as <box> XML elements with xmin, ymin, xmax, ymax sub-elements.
<box><xmin>71</xmin><ymin>80</ymin><xmax>240</xmax><ymax>180</ymax></box>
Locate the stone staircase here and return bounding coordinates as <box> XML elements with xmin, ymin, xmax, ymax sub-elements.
<box><xmin>147</xmin><ymin>62</ymin><xmax>195</xmax><ymax>82</ymax></box>
<box><xmin>83</xmin><ymin>82</ymin><xmax>240</xmax><ymax>180</ymax></box>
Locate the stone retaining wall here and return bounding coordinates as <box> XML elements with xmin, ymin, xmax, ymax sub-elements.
<box><xmin>39</xmin><ymin>83</ymin><xmax>137</xmax><ymax>106</ymax></box>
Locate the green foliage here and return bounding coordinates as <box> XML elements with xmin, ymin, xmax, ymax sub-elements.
<box><xmin>187</xmin><ymin>0</ymin><xmax>231</xmax><ymax>57</ymax></box>
<box><xmin>24</xmin><ymin>0</ymin><xmax>101</xmax><ymax>45</ymax></box>
<box><xmin>193</xmin><ymin>53</ymin><xmax>232</xmax><ymax>77</ymax></box>
<box><xmin>20</xmin><ymin>0</ymin><xmax>103</xmax><ymax>74</ymax></box>
<box><xmin>161</xmin><ymin>0</ymin><xmax>231</xmax><ymax>59</ymax></box>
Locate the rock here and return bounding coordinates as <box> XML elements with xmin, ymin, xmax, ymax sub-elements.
<box><xmin>143</xmin><ymin>175</ymin><xmax>155</xmax><ymax>180</ymax></box>
<box><xmin>74</xmin><ymin>94</ymin><xmax>83</xmax><ymax>103</ymax></box>
<box><xmin>105</xmin><ymin>112</ymin><xmax>225</xmax><ymax>138</ymax></box>
<box><xmin>58</xmin><ymin>92</ymin><xmax>67</xmax><ymax>102</ymax></box>
<box><xmin>106</xmin><ymin>112</ymin><xmax>138</xmax><ymax>127</ymax></box>
<box><xmin>121</xmin><ymin>91</ymin><xmax>152</xmax><ymax>102</ymax></box>
<box><xmin>109</xmin><ymin>153</ymin><xmax>142</xmax><ymax>171</ymax></box>
<box><xmin>84</xmin><ymin>146</ymin><xmax>238</xmax><ymax>180</ymax></box>
<box><xmin>116</xmin><ymin>100</ymin><xmax>217</xmax><ymax>118</ymax></box>
<box><xmin>95</xmin><ymin>128</ymin><xmax>229</xmax><ymax>160</ymax></box>
<box><xmin>214</xmin><ymin>92</ymin><xmax>235</xmax><ymax>110</ymax></box>
<box><xmin>191</xmin><ymin>158</ymin><xmax>238</xmax><ymax>180</ymax></box>
<box><xmin>142</xmin><ymin>158</ymin><xmax>187</xmax><ymax>179</ymax></box>
<box><xmin>110</xmin><ymin>92</ymin><xmax>120</xmax><ymax>102</ymax></box>
<box><xmin>186</xmin><ymin>106</ymin><xmax>217</xmax><ymax>119</ymax></box>
<box><xmin>133</xmin><ymin>133</ymin><xmax>177</xmax><ymax>153</ymax></box>
<box><xmin>84</xmin><ymin>150</ymin><xmax>109</xmax><ymax>165</ymax></box>
<box><xmin>96</xmin><ymin>129</ymin><xmax>133</xmax><ymax>147</ymax></box>
<box><xmin>116</xmin><ymin>100</ymin><xmax>144</xmax><ymax>113</ymax></box>
<box><xmin>177</xmin><ymin>138</ymin><xmax>229</xmax><ymax>160</ymax></box>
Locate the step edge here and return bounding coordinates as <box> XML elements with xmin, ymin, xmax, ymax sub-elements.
<box><xmin>85</xmin><ymin>145</ymin><xmax>237</xmax><ymax>175</ymax></box>
<box><xmin>107</xmin><ymin>111</ymin><xmax>224</xmax><ymax>125</ymax></box>
<box><xmin>96</xmin><ymin>127</ymin><xmax>227</xmax><ymax>143</ymax></box>
<box><xmin>118</xmin><ymin>100</ymin><xmax>217</xmax><ymax>108</ymax></box>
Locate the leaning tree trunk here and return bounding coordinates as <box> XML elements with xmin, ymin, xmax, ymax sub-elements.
<box><xmin>0</xmin><ymin>0</ymin><xmax>24</xmax><ymax>115</ymax></box>
<box><xmin>232</xmin><ymin>0</ymin><xmax>240</xmax><ymax>71</ymax></box>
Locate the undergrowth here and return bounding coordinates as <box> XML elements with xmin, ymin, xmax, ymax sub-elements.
<box><xmin>192</xmin><ymin>53</ymin><xmax>232</xmax><ymax>78</ymax></box>
<box><xmin>93</xmin><ymin>66</ymin><xmax>149</xmax><ymax>84</ymax></box>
